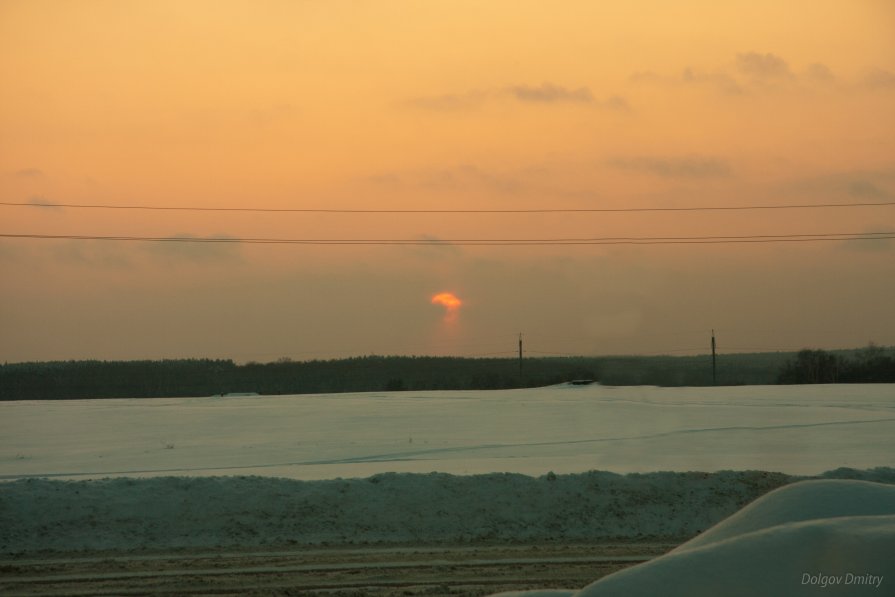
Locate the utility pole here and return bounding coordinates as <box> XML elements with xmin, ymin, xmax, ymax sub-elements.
<box><xmin>518</xmin><ymin>333</ymin><xmax>523</xmax><ymax>383</ymax></box>
<box><xmin>711</xmin><ymin>329</ymin><xmax>717</xmax><ymax>386</ymax></box>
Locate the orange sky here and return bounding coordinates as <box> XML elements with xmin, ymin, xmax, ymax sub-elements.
<box><xmin>1</xmin><ymin>0</ymin><xmax>894</xmax><ymax>362</ymax></box>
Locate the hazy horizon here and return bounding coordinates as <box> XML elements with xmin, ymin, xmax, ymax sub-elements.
<box><xmin>2</xmin><ymin>1</ymin><xmax>893</xmax><ymax>363</ymax></box>
<box><xmin>1</xmin><ymin>343</ymin><xmax>891</xmax><ymax>367</ymax></box>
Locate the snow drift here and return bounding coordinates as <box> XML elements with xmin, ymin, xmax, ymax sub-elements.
<box><xmin>2</xmin><ymin>469</ymin><xmax>894</xmax><ymax>555</ymax></box>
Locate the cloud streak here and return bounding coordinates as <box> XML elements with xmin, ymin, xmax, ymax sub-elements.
<box><xmin>862</xmin><ymin>69</ymin><xmax>895</xmax><ymax>90</ymax></box>
<box><xmin>804</xmin><ymin>63</ymin><xmax>836</xmax><ymax>84</ymax></box>
<box><xmin>849</xmin><ymin>181</ymin><xmax>891</xmax><ymax>200</ymax></box>
<box><xmin>607</xmin><ymin>155</ymin><xmax>732</xmax><ymax>178</ymax></box>
<box><xmin>408</xmin><ymin>234</ymin><xmax>463</xmax><ymax>260</ymax></box>
<box><xmin>681</xmin><ymin>68</ymin><xmax>745</xmax><ymax>95</ymax></box>
<box><xmin>841</xmin><ymin>230</ymin><xmax>895</xmax><ymax>253</ymax></box>
<box><xmin>12</xmin><ymin>168</ymin><xmax>45</xmax><ymax>179</ymax></box>
<box><xmin>144</xmin><ymin>234</ymin><xmax>243</xmax><ymax>264</ymax></box>
<box><xmin>405</xmin><ymin>91</ymin><xmax>488</xmax><ymax>112</ymax></box>
<box><xmin>50</xmin><ymin>241</ymin><xmax>133</xmax><ymax>269</ymax></box>
<box><xmin>369</xmin><ymin>163</ymin><xmax>536</xmax><ymax>195</ymax></box>
<box><xmin>26</xmin><ymin>196</ymin><xmax>63</xmax><ymax>210</ymax></box>
<box><xmin>629</xmin><ymin>53</ymin><xmax>855</xmax><ymax>96</ymax></box>
<box><xmin>630</xmin><ymin>67</ymin><xmax>745</xmax><ymax>96</ymax></box>
<box><xmin>406</xmin><ymin>83</ymin><xmax>628</xmax><ymax>112</ymax></box>
<box><xmin>505</xmin><ymin>83</ymin><xmax>595</xmax><ymax>103</ymax></box>
<box><xmin>736</xmin><ymin>52</ymin><xmax>794</xmax><ymax>80</ymax></box>
<box><xmin>419</xmin><ymin>164</ymin><xmax>523</xmax><ymax>194</ymax></box>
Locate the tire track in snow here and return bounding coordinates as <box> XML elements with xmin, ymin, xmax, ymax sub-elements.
<box><xmin>313</xmin><ymin>416</ymin><xmax>895</xmax><ymax>464</ymax></box>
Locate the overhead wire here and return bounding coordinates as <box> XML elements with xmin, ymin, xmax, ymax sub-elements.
<box><xmin>6</xmin><ymin>198</ymin><xmax>891</xmax><ymax>248</ymax></box>
<box><xmin>2</xmin><ymin>232</ymin><xmax>893</xmax><ymax>246</ymax></box>
<box><xmin>3</xmin><ymin>199</ymin><xmax>895</xmax><ymax>213</ymax></box>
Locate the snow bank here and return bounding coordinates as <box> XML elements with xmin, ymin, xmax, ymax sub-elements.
<box><xmin>492</xmin><ymin>480</ymin><xmax>895</xmax><ymax>597</ymax></box>
<box><xmin>2</xmin><ymin>468</ymin><xmax>894</xmax><ymax>554</ymax></box>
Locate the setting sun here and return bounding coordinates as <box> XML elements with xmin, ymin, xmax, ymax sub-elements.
<box><xmin>431</xmin><ymin>292</ymin><xmax>463</xmax><ymax>323</ymax></box>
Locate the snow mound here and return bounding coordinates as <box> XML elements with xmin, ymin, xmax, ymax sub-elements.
<box><xmin>675</xmin><ymin>479</ymin><xmax>895</xmax><ymax>552</ymax></box>
<box><xmin>492</xmin><ymin>480</ymin><xmax>895</xmax><ymax>597</ymax></box>
<box><xmin>575</xmin><ymin>514</ymin><xmax>894</xmax><ymax>596</ymax></box>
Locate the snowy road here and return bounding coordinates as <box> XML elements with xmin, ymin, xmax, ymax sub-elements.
<box><xmin>1</xmin><ymin>544</ymin><xmax>667</xmax><ymax>596</ymax></box>
<box><xmin>2</xmin><ymin>384</ymin><xmax>894</xmax><ymax>480</ymax></box>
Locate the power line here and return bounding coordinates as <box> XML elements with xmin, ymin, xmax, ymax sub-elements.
<box><xmin>2</xmin><ymin>232</ymin><xmax>893</xmax><ymax>246</ymax></box>
<box><xmin>4</xmin><ymin>200</ymin><xmax>894</xmax><ymax>214</ymax></box>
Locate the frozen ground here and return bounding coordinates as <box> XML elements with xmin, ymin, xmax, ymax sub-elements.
<box><xmin>2</xmin><ymin>383</ymin><xmax>894</xmax><ymax>481</ymax></box>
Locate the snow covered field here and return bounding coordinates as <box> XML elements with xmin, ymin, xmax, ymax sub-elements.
<box><xmin>2</xmin><ymin>383</ymin><xmax>894</xmax><ymax>481</ymax></box>
<box><xmin>2</xmin><ymin>384</ymin><xmax>894</xmax><ymax>594</ymax></box>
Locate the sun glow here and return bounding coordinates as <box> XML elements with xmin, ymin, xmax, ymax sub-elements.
<box><xmin>431</xmin><ymin>292</ymin><xmax>463</xmax><ymax>323</ymax></box>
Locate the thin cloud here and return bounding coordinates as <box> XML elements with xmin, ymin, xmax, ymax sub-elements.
<box><xmin>862</xmin><ymin>68</ymin><xmax>895</xmax><ymax>90</ymax></box>
<box><xmin>408</xmin><ymin>234</ymin><xmax>463</xmax><ymax>260</ymax></box>
<box><xmin>14</xmin><ymin>235</ymin><xmax>243</xmax><ymax>268</ymax></box>
<box><xmin>420</xmin><ymin>164</ymin><xmax>522</xmax><ymax>194</ymax></box>
<box><xmin>0</xmin><ymin>238</ymin><xmax>127</xmax><ymax>268</ymax></box>
<box><xmin>774</xmin><ymin>169</ymin><xmax>895</xmax><ymax>204</ymax></box>
<box><xmin>736</xmin><ymin>52</ymin><xmax>794</xmax><ymax>79</ymax></box>
<box><xmin>804</xmin><ymin>63</ymin><xmax>836</xmax><ymax>84</ymax></box>
<box><xmin>505</xmin><ymin>83</ymin><xmax>595</xmax><ymax>103</ymax></box>
<box><xmin>51</xmin><ymin>241</ymin><xmax>132</xmax><ymax>269</ymax></box>
<box><xmin>840</xmin><ymin>230</ymin><xmax>894</xmax><ymax>253</ymax></box>
<box><xmin>849</xmin><ymin>180</ymin><xmax>891</xmax><ymax>199</ymax></box>
<box><xmin>601</xmin><ymin>95</ymin><xmax>631</xmax><ymax>111</ymax></box>
<box><xmin>630</xmin><ymin>68</ymin><xmax>743</xmax><ymax>96</ymax></box>
<box><xmin>681</xmin><ymin>68</ymin><xmax>745</xmax><ymax>95</ymax></box>
<box><xmin>503</xmin><ymin>83</ymin><xmax>629</xmax><ymax>110</ymax></box>
<box><xmin>629</xmin><ymin>70</ymin><xmax>662</xmax><ymax>84</ymax></box>
<box><xmin>26</xmin><ymin>196</ymin><xmax>63</xmax><ymax>210</ymax></box>
<box><xmin>631</xmin><ymin>53</ymin><xmax>840</xmax><ymax>96</ymax></box>
<box><xmin>406</xmin><ymin>84</ymin><xmax>626</xmax><ymax>111</ymax></box>
<box><xmin>607</xmin><ymin>155</ymin><xmax>732</xmax><ymax>178</ymax></box>
<box><xmin>405</xmin><ymin>91</ymin><xmax>488</xmax><ymax>112</ymax></box>
<box><xmin>12</xmin><ymin>168</ymin><xmax>45</xmax><ymax>179</ymax></box>
<box><xmin>365</xmin><ymin>172</ymin><xmax>402</xmax><ymax>186</ymax></box>
<box><xmin>367</xmin><ymin>162</ymin><xmax>573</xmax><ymax>198</ymax></box>
<box><xmin>144</xmin><ymin>234</ymin><xmax>243</xmax><ymax>264</ymax></box>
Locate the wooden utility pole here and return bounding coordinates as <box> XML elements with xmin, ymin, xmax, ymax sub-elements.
<box><xmin>711</xmin><ymin>329</ymin><xmax>717</xmax><ymax>386</ymax></box>
<box><xmin>518</xmin><ymin>333</ymin><xmax>523</xmax><ymax>382</ymax></box>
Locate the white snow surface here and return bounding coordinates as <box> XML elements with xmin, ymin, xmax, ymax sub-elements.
<box><xmin>491</xmin><ymin>480</ymin><xmax>895</xmax><ymax>597</ymax></box>
<box><xmin>2</xmin><ymin>383</ymin><xmax>894</xmax><ymax>572</ymax></box>
<box><xmin>2</xmin><ymin>383</ymin><xmax>894</xmax><ymax>480</ymax></box>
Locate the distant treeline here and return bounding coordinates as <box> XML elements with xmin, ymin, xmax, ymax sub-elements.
<box><xmin>0</xmin><ymin>347</ymin><xmax>892</xmax><ymax>400</ymax></box>
<box><xmin>776</xmin><ymin>345</ymin><xmax>895</xmax><ymax>384</ymax></box>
